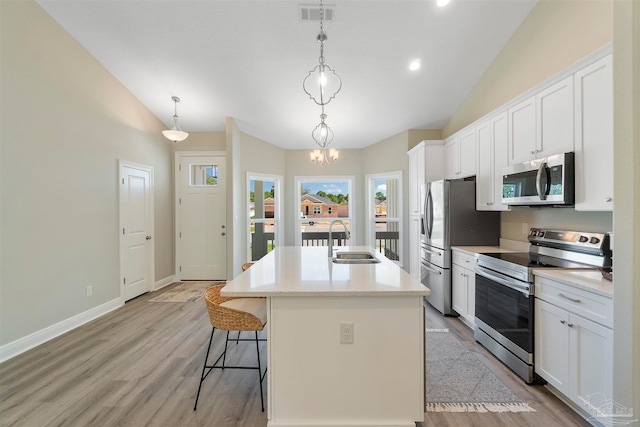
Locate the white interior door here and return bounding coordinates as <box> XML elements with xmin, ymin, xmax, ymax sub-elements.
<box><xmin>177</xmin><ymin>154</ymin><xmax>227</xmax><ymax>280</ymax></box>
<box><xmin>120</xmin><ymin>162</ymin><xmax>154</xmax><ymax>301</ymax></box>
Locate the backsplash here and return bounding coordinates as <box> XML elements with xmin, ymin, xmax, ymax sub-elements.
<box><xmin>501</xmin><ymin>209</ymin><xmax>613</xmax><ymax>242</ymax></box>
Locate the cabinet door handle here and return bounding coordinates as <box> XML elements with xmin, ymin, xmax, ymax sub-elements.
<box><xmin>605</xmin><ymin>197</ymin><xmax>613</xmax><ymax>202</ymax></box>
<box><xmin>487</xmin><ymin>202</ymin><xmax>494</xmax><ymax>206</ymax></box>
<box><xmin>560</xmin><ymin>320</ymin><xmax>566</xmax><ymax>325</ymax></box>
<box><xmin>567</xmin><ymin>323</ymin><xmax>574</xmax><ymax>328</ymax></box>
<box><xmin>559</xmin><ymin>293</ymin><xmax>581</xmax><ymax>303</ymax></box>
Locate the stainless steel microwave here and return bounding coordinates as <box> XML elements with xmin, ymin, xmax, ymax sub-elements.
<box><xmin>502</xmin><ymin>152</ymin><xmax>575</xmax><ymax>206</ymax></box>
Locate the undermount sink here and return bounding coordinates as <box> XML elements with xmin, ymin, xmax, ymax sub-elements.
<box><xmin>332</xmin><ymin>251</ymin><xmax>381</xmax><ymax>264</ymax></box>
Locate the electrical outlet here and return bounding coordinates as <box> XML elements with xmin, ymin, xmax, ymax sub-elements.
<box><xmin>86</xmin><ymin>286</ymin><xmax>93</xmax><ymax>297</ymax></box>
<box><xmin>340</xmin><ymin>322</ymin><xmax>354</xmax><ymax>344</ymax></box>
<box><xmin>522</xmin><ymin>223</ymin><xmax>529</xmax><ymax>234</ymax></box>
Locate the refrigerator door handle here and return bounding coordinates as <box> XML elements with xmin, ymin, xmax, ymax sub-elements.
<box><xmin>426</xmin><ymin>188</ymin><xmax>434</xmax><ymax>239</ymax></box>
<box><xmin>421</xmin><ymin>261</ymin><xmax>442</xmax><ymax>275</ymax></box>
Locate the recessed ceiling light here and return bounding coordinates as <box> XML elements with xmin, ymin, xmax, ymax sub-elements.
<box><xmin>437</xmin><ymin>0</ymin><xmax>451</xmax><ymax>7</ymax></box>
<box><xmin>409</xmin><ymin>59</ymin><xmax>421</xmax><ymax>71</ymax></box>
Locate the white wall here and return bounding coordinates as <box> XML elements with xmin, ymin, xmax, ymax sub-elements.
<box><xmin>0</xmin><ymin>1</ymin><xmax>174</xmax><ymax>346</ymax></box>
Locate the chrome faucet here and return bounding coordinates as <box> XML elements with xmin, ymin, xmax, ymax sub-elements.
<box><xmin>328</xmin><ymin>219</ymin><xmax>350</xmax><ymax>258</ymax></box>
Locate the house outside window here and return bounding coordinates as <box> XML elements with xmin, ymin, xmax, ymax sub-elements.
<box><xmin>313</xmin><ymin>206</ymin><xmax>321</xmax><ymax>215</ymax></box>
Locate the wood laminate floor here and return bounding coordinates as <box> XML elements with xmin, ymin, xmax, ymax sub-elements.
<box><xmin>0</xmin><ymin>284</ymin><xmax>590</xmax><ymax>427</ymax></box>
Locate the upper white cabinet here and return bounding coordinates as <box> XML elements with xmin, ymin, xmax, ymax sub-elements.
<box><xmin>408</xmin><ymin>143</ymin><xmax>425</xmax><ymax>216</ymax></box>
<box><xmin>509</xmin><ymin>76</ymin><xmax>574</xmax><ymax>165</ymax></box>
<box><xmin>537</xmin><ymin>76</ymin><xmax>575</xmax><ymax>157</ymax></box>
<box><xmin>476</xmin><ymin>111</ymin><xmax>510</xmax><ymax>211</ymax></box>
<box><xmin>445</xmin><ymin>129</ymin><xmax>476</xmax><ymax>179</ymax></box>
<box><xmin>574</xmin><ymin>55</ymin><xmax>613</xmax><ymax>211</ymax></box>
<box><xmin>408</xmin><ymin>140</ymin><xmax>444</xmax><ymax>279</ymax></box>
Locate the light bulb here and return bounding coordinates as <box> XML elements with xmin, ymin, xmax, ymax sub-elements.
<box><xmin>319</xmin><ymin>72</ymin><xmax>327</xmax><ymax>87</ymax></box>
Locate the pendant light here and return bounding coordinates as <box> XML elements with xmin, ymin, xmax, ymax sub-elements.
<box><xmin>162</xmin><ymin>96</ymin><xmax>189</xmax><ymax>142</ymax></box>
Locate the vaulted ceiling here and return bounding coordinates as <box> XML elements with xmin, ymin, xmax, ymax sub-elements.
<box><xmin>37</xmin><ymin>0</ymin><xmax>537</xmax><ymax>149</ymax></box>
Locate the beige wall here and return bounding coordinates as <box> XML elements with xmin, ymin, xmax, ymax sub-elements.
<box><xmin>408</xmin><ymin>129</ymin><xmax>442</xmax><ymax>151</ymax></box>
<box><xmin>443</xmin><ymin>0</ymin><xmax>613</xmax><ymax>138</ymax></box>
<box><xmin>0</xmin><ymin>1</ymin><xmax>174</xmax><ymax>345</ymax></box>
<box><xmin>172</xmin><ymin>131</ymin><xmax>226</xmax><ymax>152</ymax></box>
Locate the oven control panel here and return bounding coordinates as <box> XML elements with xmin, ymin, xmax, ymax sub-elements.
<box><xmin>528</xmin><ymin>228</ymin><xmax>609</xmax><ymax>255</ymax></box>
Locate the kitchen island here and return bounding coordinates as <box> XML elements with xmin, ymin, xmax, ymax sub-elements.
<box><xmin>222</xmin><ymin>246</ymin><xmax>431</xmax><ymax>427</ymax></box>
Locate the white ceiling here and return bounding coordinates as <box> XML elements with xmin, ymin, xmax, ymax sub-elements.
<box><xmin>37</xmin><ymin>0</ymin><xmax>537</xmax><ymax>150</ymax></box>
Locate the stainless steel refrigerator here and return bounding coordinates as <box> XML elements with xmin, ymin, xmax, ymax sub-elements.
<box><xmin>420</xmin><ymin>179</ymin><xmax>500</xmax><ymax>315</ymax></box>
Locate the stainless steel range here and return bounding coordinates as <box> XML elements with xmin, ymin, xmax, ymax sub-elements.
<box><xmin>474</xmin><ymin>228</ymin><xmax>611</xmax><ymax>383</ymax></box>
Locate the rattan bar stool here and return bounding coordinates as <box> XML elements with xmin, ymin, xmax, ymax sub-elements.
<box><xmin>241</xmin><ymin>262</ymin><xmax>255</xmax><ymax>271</ymax></box>
<box><xmin>193</xmin><ymin>284</ymin><xmax>267</xmax><ymax>412</ymax></box>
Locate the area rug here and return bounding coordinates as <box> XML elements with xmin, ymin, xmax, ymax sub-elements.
<box><xmin>425</xmin><ymin>328</ymin><xmax>536</xmax><ymax>413</ymax></box>
<box><xmin>148</xmin><ymin>281</ymin><xmax>224</xmax><ymax>303</ymax></box>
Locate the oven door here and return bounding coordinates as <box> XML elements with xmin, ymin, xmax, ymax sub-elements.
<box><xmin>474</xmin><ymin>266</ymin><xmax>534</xmax><ymax>359</ymax></box>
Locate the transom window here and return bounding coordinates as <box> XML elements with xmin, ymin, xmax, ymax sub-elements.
<box><xmin>190</xmin><ymin>164</ymin><xmax>218</xmax><ymax>186</ymax></box>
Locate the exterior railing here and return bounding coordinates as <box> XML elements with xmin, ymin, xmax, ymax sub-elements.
<box><xmin>250</xmin><ymin>231</ymin><xmax>399</xmax><ymax>261</ymax></box>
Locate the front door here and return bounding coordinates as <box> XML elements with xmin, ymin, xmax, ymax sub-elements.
<box><xmin>177</xmin><ymin>154</ymin><xmax>227</xmax><ymax>280</ymax></box>
<box><xmin>120</xmin><ymin>162</ymin><xmax>154</xmax><ymax>301</ymax></box>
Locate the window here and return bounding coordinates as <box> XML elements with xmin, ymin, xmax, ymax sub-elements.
<box><xmin>366</xmin><ymin>172</ymin><xmax>402</xmax><ymax>264</ymax></box>
<box><xmin>190</xmin><ymin>164</ymin><xmax>218</xmax><ymax>186</ymax></box>
<box><xmin>295</xmin><ymin>176</ymin><xmax>354</xmax><ymax>246</ymax></box>
<box><xmin>247</xmin><ymin>173</ymin><xmax>282</xmax><ymax>262</ymax></box>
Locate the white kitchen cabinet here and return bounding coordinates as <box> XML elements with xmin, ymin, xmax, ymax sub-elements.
<box><xmin>445</xmin><ymin>130</ymin><xmax>475</xmax><ymax>179</ymax></box>
<box><xmin>476</xmin><ymin>111</ymin><xmax>510</xmax><ymax>211</ymax></box>
<box><xmin>451</xmin><ymin>250</ymin><xmax>476</xmax><ymax>329</ymax></box>
<box><xmin>536</xmin><ymin>76</ymin><xmax>574</xmax><ymax>158</ymax></box>
<box><xmin>408</xmin><ymin>143</ymin><xmax>425</xmax><ymax>216</ymax></box>
<box><xmin>574</xmin><ymin>55</ymin><xmax>613</xmax><ymax>211</ymax></box>
<box><xmin>535</xmin><ymin>277</ymin><xmax>613</xmax><ymax>413</ymax></box>
<box><xmin>408</xmin><ymin>141</ymin><xmax>444</xmax><ymax>279</ymax></box>
<box><xmin>444</xmin><ymin>137</ymin><xmax>458</xmax><ymax>179</ymax></box>
<box><xmin>424</xmin><ymin>141</ymin><xmax>445</xmax><ymax>184</ymax></box>
<box><xmin>508</xmin><ymin>95</ymin><xmax>537</xmax><ymax>164</ymax></box>
<box><xmin>508</xmin><ymin>76</ymin><xmax>574</xmax><ymax>165</ymax></box>
<box><xmin>409</xmin><ymin>215</ymin><xmax>421</xmax><ymax>280</ymax></box>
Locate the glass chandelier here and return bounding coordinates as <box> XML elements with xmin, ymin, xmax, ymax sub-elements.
<box><xmin>161</xmin><ymin>96</ymin><xmax>189</xmax><ymax>142</ymax></box>
<box><xmin>304</xmin><ymin>0</ymin><xmax>340</xmax><ymax>164</ymax></box>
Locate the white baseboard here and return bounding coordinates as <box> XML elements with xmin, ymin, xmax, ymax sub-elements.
<box><xmin>0</xmin><ymin>297</ymin><xmax>122</xmax><ymax>363</ymax></box>
<box><xmin>154</xmin><ymin>275</ymin><xmax>177</xmax><ymax>291</ymax></box>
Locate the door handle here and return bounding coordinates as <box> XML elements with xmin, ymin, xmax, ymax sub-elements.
<box><xmin>146</xmin><ymin>236</ymin><xmax>152</xmax><ymax>240</ymax></box>
<box><xmin>221</xmin><ymin>232</ymin><xmax>226</xmax><ymax>236</ymax></box>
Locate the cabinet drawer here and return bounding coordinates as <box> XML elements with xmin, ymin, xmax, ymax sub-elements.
<box><xmin>535</xmin><ymin>277</ymin><xmax>613</xmax><ymax>328</ymax></box>
<box><xmin>452</xmin><ymin>251</ymin><xmax>476</xmax><ymax>269</ymax></box>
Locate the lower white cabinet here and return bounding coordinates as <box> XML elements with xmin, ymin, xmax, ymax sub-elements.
<box><xmin>535</xmin><ymin>277</ymin><xmax>613</xmax><ymax>413</ymax></box>
<box><xmin>409</xmin><ymin>215</ymin><xmax>421</xmax><ymax>280</ymax></box>
<box><xmin>452</xmin><ymin>250</ymin><xmax>476</xmax><ymax>328</ymax></box>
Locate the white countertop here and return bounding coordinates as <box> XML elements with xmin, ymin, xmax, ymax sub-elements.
<box><xmin>222</xmin><ymin>246</ymin><xmax>431</xmax><ymax>297</ymax></box>
<box><xmin>534</xmin><ymin>269</ymin><xmax>613</xmax><ymax>298</ymax></box>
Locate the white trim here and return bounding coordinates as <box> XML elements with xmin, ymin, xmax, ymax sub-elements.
<box><xmin>154</xmin><ymin>275</ymin><xmax>176</xmax><ymax>291</ymax></box>
<box><xmin>246</xmin><ymin>172</ymin><xmax>283</xmax><ymax>263</ymax></box>
<box><xmin>366</xmin><ymin>171</ymin><xmax>403</xmax><ymax>267</ymax></box>
<box><xmin>118</xmin><ymin>160</ymin><xmax>155</xmax><ymax>304</ymax></box>
<box><xmin>0</xmin><ymin>298</ymin><xmax>122</xmax><ymax>363</ymax></box>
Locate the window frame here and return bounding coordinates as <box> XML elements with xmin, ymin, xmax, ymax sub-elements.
<box><xmin>246</xmin><ymin>172</ymin><xmax>282</xmax><ymax>262</ymax></box>
<box><xmin>294</xmin><ymin>175</ymin><xmax>355</xmax><ymax>246</ymax></box>
<box><xmin>366</xmin><ymin>171</ymin><xmax>403</xmax><ymax>266</ymax></box>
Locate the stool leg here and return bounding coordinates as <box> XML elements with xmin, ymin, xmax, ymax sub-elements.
<box><xmin>194</xmin><ymin>326</ymin><xmax>215</xmax><ymax>411</ymax></box>
<box><xmin>222</xmin><ymin>331</ymin><xmax>230</xmax><ymax>369</ymax></box>
<box><xmin>255</xmin><ymin>331</ymin><xmax>264</xmax><ymax>412</ymax></box>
